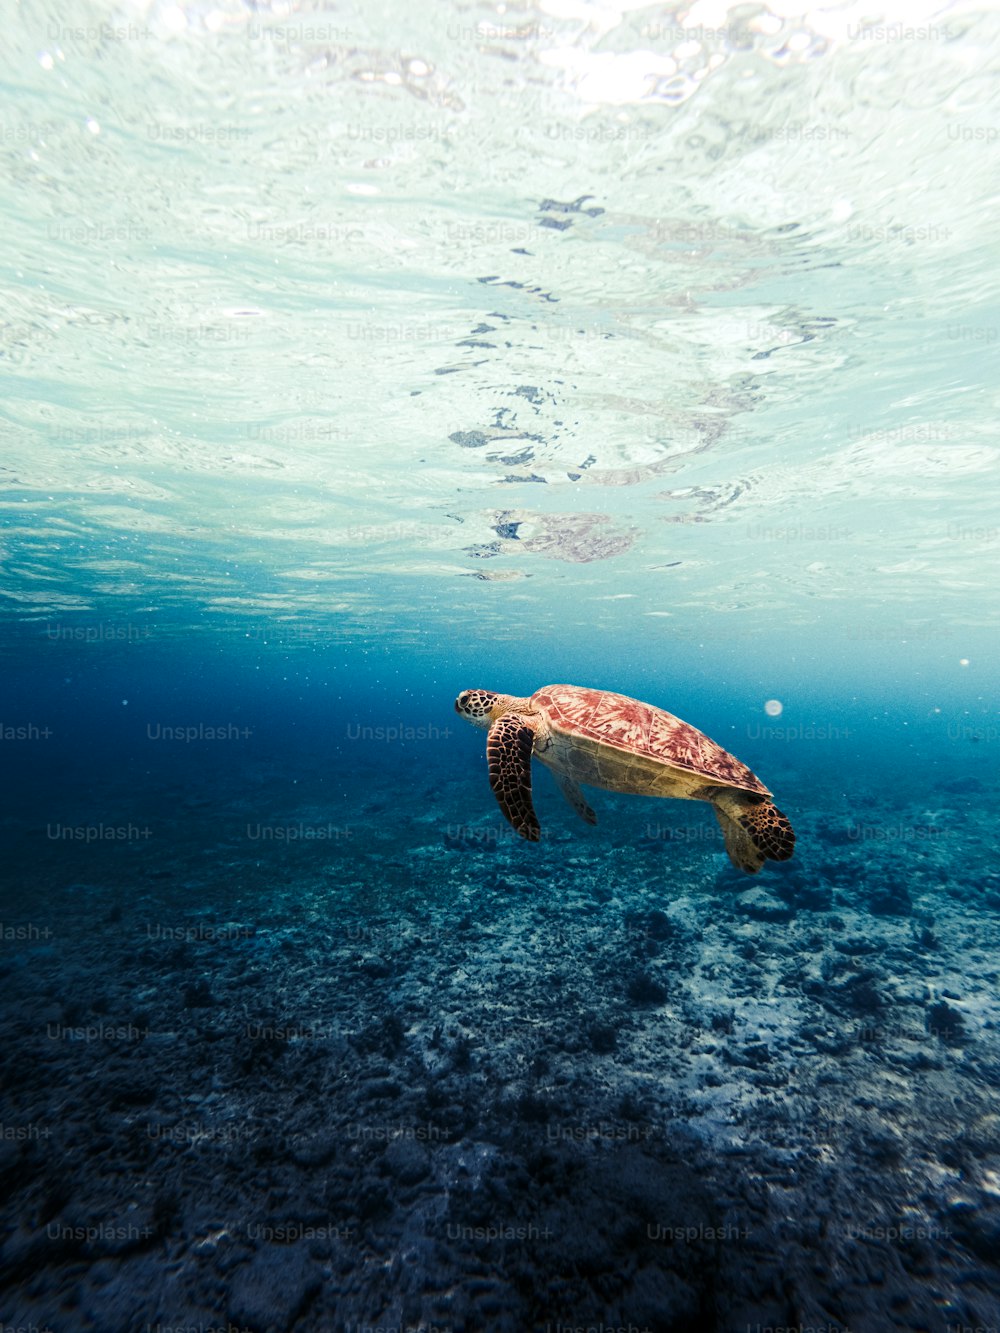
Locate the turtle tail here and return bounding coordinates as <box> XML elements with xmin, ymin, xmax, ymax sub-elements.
<box><xmin>709</xmin><ymin>789</ymin><xmax>795</xmax><ymax>875</ymax></box>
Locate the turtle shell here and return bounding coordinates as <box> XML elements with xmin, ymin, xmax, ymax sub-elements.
<box><xmin>530</xmin><ymin>684</ymin><xmax>770</xmax><ymax>796</ymax></box>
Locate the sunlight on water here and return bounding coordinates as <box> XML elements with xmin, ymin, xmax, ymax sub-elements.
<box><xmin>1</xmin><ymin>0</ymin><xmax>998</xmax><ymax>654</ymax></box>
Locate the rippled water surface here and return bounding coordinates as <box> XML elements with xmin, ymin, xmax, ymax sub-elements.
<box><xmin>3</xmin><ymin>0</ymin><xmax>998</xmax><ymax>673</ymax></box>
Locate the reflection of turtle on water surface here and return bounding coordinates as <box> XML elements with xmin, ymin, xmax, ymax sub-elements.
<box><xmin>455</xmin><ymin>684</ymin><xmax>795</xmax><ymax>875</ymax></box>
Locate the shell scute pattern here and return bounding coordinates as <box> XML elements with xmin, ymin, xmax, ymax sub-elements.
<box><xmin>531</xmin><ymin>685</ymin><xmax>769</xmax><ymax>795</ymax></box>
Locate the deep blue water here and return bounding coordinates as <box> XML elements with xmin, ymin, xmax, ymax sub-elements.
<box><xmin>4</xmin><ymin>628</ymin><xmax>1000</xmax><ymax>1332</ymax></box>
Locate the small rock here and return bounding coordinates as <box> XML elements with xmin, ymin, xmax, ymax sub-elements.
<box><xmin>625</xmin><ymin>908</ymin><xmax>676</xmax><ymax>942</ymax></box>
<box><xmin>799</xmin><ymin>1022</ymin><xmax>853</xmax><ymax>1056</ymax></box>
<box><xmin>381</xmin><ymin>1138</ymin><xmax>431</xmax><ymax>1186</ymax></box>
<box><xmin>834</xmin><ymin>936</ymin><xmax>880</xmax><ymax>955</ymax></box>
<box><xmin>821</xmin><ymin>969</ymin><xmax>884</xmax><ymax>1019</ymax></box>
<box><xmin>358</xmin><ymin>958</ymin><xmax>392</xmax><ymax>979</ymax></box>
<box><xmin>625</xmin><ymin>972</ymin><xmax>668</xmax><ymax>1006</ymax></box>
<box><xmin>361</xmin><ymin>1078</ymin><xmax>402</xmax><ymax>1101</ymax></box>
<box><xmin>183</xmin><ymin>979</ymin><xmax>214</xmax><ymax>1007</ymax></box>
<box><xmin>627</xmin><ymin>1265</ymin><xmax>700</xmax><ymax>1326</ymax></box>
<box><xmin>946</xmin><ymin>1199</ymin><xmax>1000</xmax><ymax>1259</ymax></box>
<box><xmin>588</xmin><ymin>1022</ymin><xmax>618</xmax><ymax>1054</ymax></box>
<box><xmin>227</xmin><ymin>1244</ymin><xmax>321</xmax><ymax>1333</ymax></box>
<box><xmin>89</xmin><ymin>1206</ymin><xmax>159</xmax><ymax>1257</ymax></box>
<box><xmin>868</xmin><ymin>884</ymin><xmax>912</xmax><ymax>916</ymax></box>
<box><xmin>737</xmin><ymin>888</ymin><xmax>794</xmax><ymax>923</ymax></box>
<box><xmin>290</xmin><ymin>1131</ymin><xmax>339</xmax><ymax>1169</ymax></box>
<box><xmin>722</xmin><ymin>1042</ymin><xmax>772</xmax><ymax>1068</ymax></box>
<box><xmin>779</xmin><ymin>880</ymin><xmax>833</xmax><ymax>912</ymax></box>
<box><xmin>926</xmin><ymin>1000</ymin><xmax>966</xmax><ymax>1045</ymax></box>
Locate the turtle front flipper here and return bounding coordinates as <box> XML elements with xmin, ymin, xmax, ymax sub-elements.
<box><xmin>555</xmin><ymin>773</ymin><xmax>597</xmax><ymax>826</ymax></box>
<box><xmin>740</xmin><ymin>798</ymin><xmax>795</xmax><ymax>863</ymax></box>
<box><xmin>487</xmin><ymin>714</ymin><xmax>540</xmax><ymax>841</ymax></box>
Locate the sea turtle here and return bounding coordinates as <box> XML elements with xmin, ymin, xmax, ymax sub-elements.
<box><xmin>455</xmin><ymin>684</ymin><xmax>794</xmax><ymax>874</ymax></box>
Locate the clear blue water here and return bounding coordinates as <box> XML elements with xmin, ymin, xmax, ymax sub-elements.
<box><xmin>3</xmin><ymin>2</ymin><xmax>1000</xmax><ymax>1330</ymax></box>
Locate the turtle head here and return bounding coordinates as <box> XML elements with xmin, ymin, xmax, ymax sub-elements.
<box><xmin>454</xmin><ymin>689</ymin><xmax>512</xmax><ymax>729</ymax></box>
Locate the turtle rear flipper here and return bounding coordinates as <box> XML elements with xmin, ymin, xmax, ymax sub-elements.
<box><xmin>487</xmin><ymin>714</ymin><xmax>540</xmax><ymax>841</ymax></box>
<box><xmin>555</xmin><ymin>773</ymin><xmax>597</xmax><ymax>825</ymax></box>
<box><xmin>709</xmin><ymin>788</ymin><xmax>795</xmax><ymax>874</ymax></box>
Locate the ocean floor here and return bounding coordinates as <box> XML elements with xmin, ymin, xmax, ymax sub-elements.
<box><xmin>3</xmin><ymin>750</ymin><xmax>1000</xmax><ymax>1332</ymax></box>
